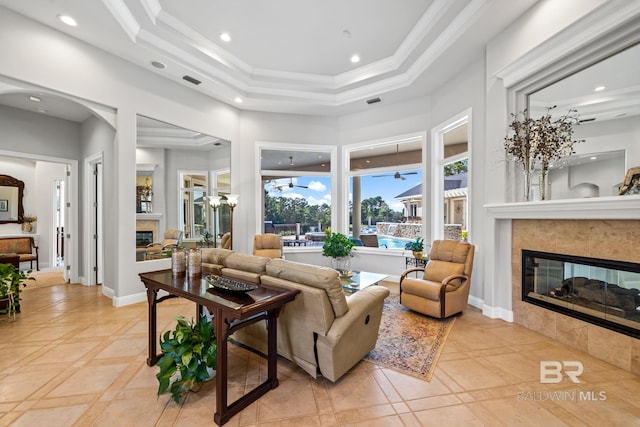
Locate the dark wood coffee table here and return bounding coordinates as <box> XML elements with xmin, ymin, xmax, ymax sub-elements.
<box><xmin>139</xmin><ymin>270</ymin><xmax>298</xmax><ymax>425</ymax></box>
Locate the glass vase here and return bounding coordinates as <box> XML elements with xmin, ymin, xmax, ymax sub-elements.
<box><xmin>523</xmin><ymin>169</ymin><xmax>532</xmax><ymax>202</ymax></box>
<box><xmin>331</xmin><ymin>256</ymin><xmax>351</xmax><ymax>276</ymax></box>
<box><xmin>539</xmin><ymin>169</ymin><xmax>547</xmax><ymax>200</ymax></box>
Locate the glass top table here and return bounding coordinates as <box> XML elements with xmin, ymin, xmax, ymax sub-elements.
<box><xmin>340</xmin><ymin>271</ymin><xmax>388</xmax><ymax>293</ymax></box>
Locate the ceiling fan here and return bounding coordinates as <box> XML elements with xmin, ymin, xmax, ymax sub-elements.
<box><xmin>274</xmin><ymin>178</ymin><xmax>308</xmax><ymax>191</ymax></box>
<box><xmin>372</xmin><ymin>145</ymin><xmax>419</xmax><ymax>180</ymax></box>
<box><xmin>272</xmin><ymin>156</ymin><xmax>309</xmax><ymax>191</ymax></box>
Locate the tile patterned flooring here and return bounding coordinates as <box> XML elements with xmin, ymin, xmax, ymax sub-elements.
<box><xmin>1</xmin><ymin>281</ymin><xmax>640</xmax><ymax>426</ymax></box>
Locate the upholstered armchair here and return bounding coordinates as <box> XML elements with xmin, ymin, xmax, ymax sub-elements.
<box><xmin>145</xmin><ymin>229</ymin><xmax>182</xmax><ymax>259</ymax></box>
<box><xmin>253</xmin><ymin>233</ymin><xmax>283</xmax><ymax>258</ymax></box>
<box><xmin>220</xmin><ymin>232</ymin><xmax>231</xmax><ymax>249</ymax></box>
<box><xmin>400</xmin><ymin>239</ymin><xmax>475</xmax><ymax>318</ymax></box>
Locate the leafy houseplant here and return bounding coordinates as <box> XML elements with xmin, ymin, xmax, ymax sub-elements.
<box><xmin>405</xmin><ymin>237</ymin><xmax>424</xmax><ymax>258</ymax></box>
<box><xmin>322</xmin><ymin>228</ymin><xmax>355</xmax><ymax>275</ymax></box>
<box><xmin>0</xmin><ymin>263</ymin><xmax>33</xmax><ymax>320</ymax></box>
<box><xmin>156</xmin><ymin>315</ymin><xmax>217</xmax><ymax>403</ymax></box>
<box><xmin>322</xmin><ymin>231</ymin><xmax>355</xmax><ymax>258</ymax></box>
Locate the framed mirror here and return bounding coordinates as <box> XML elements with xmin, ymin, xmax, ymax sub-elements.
<box><xmin>527</xmin><ymin>43</ymin><xmax>640</xmax><ymax>199</ymax></box>
<box><xmin>0</xmin><ymin>174</ymin><xmax>24</xmax><ymax>224</ymax></box>
<box><xmin>135</xmin><ymin>116</ymin><xmax>231</xmax><ymax>261</ymax></box>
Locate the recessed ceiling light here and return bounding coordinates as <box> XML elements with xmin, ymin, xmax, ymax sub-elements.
<box><xmin>234</xmin><ymin>97</ymin><xmax>243</xmax><ymax>103</ymax></box>
<box><xmin>590</xmin><ymin>156</ymin><xmax>598</xmax><ymax>160</ymax></box>
<box><xmin>594</xmin><ymin>85</ymin><xmax>606</xmax><ymax>92</ymax></box>
<box><xmin>37</xmin><ymin>108</ymin><xmax>47</xmax><ymax>114</ymax></box>
<box><xmin>58</xmin><ymin>14</ymin><xmax>77</xmax><ymax>27</ymax></box>
<box><xmin>29</xmin><ymin>96</ymin><xmax>41</xmax><ymax>102</ymax></box>
<box><xmin>151</xmin><ymin>61</ymin><xmax>166</xmax><ymax>69</ymax></box>
<box><xmin>350</xmin><ymin>54</ymin><xmax>360</xmax><ymax>64</ymax></box>
<box><xmin>220</xmin><ymin>33</ymin><xmax>231</xmax><ymax>43</ymax></box>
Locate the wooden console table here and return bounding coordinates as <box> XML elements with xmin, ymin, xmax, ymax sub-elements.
<box><xmin>139</xmin><ymin>270</ymin><xmax>298</xmax><ymax>425</ymax></box>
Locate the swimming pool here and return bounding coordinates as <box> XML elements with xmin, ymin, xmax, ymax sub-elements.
<box><xmin>376</xmin><ymin>236</ymin><xmax>412</xmax><ymax>249</ymax></box>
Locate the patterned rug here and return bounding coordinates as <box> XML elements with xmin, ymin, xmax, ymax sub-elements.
<box><xmin>365</xmin><ymin>294</ymin><xmax>455</xmax><ymax>381</ymax></box>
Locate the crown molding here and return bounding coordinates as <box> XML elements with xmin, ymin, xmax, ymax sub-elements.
<box><xmin>495</xmin><ymin>0</ymin><xmax>640</xmax><ymax>89</ymax></box>
<box><xmin>101</xmin><ymin>0</ymin><xmax>140</xmax><ymax>42</ymax></box>
<box><xmin>101</xmin><ymin>0</ymin><xmax>494</xmax><ymax>108</ymax></box>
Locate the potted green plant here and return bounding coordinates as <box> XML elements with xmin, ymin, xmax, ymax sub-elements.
<box><xmin>156</xmin><ymin>315</ymin><xmax>217</xmax><ymax>403</ymax></box>
<box><xmin>405</xmin><ymin>237</ymin><xmax>424</xmax><ymax>259</ymax></box>
<box><xmin>0</xmin><ymin>263</ymin><xmax>33</xmax><ymax>320</ymax></box>
<box><xmin>321</xmin><ymin>228</ymin><xmax>356</xmax><ymax>275</ymax></box>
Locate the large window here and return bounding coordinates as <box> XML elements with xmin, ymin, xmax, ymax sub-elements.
<box><xmin>258</xmin><ymin>145</ymin><xmax>335</xmax><ymax>244</ymax></box>
<box><xmin>346</xmin><ymin>134</ymin><xmax>424</xmax><ymax>249</ymax></box>
<box><xmin>432</xmin><ymin>110</ymin><xmax>471</xmax><ymax>241</ymax></box>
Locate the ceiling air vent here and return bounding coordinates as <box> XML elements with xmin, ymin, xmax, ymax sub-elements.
<box><xmin>366</xmin><ymin>97</ymin><xmax>382</xmax><ymax>105</ymax></box>
<box><xmin>579</xmin><ymin>117</ymin><xmax>596</xmax><ymax>123</ymax></box>
<box><xmin>182</xmin><ymin>75</ymin><xmax>202</xmax><ymax>85</ymax></box>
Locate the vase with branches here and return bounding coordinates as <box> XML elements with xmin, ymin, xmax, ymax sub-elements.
<box><xmin>504</xmin><ymin>106</ymin><xmax>582</xmax><ymax>200</ymax></box>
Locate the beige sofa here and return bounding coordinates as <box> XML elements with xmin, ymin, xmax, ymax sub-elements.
<box><xmin>200</xmin><ymin>248</ymin><xmax>390</xmax><ymax>382</ymax></box>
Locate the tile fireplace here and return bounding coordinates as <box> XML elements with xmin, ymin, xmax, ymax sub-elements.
<box><xmin>522</xmin><ymin>250</ymin><xmax>640</xmax><ymax>338</ymax></box>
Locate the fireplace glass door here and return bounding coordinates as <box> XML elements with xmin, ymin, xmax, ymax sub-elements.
<box><xmin>523</xmin><ymin>250</ymin><xmax>640</xmax><ymax>338</ymax></box>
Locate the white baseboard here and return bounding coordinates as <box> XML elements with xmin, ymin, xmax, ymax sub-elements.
<box><xmin>482</xmin><ymin>304</ymin><xmax>513</xmax><ymax>322</ymax></box>
<box><xmin>101</xmin><ymin>286</ymin><xmax>114</xmax><ymax>299</ymax></box>
<box><xmin>113</xmin><ymin>291</ymin><xmax>147</xmax><ymax>307</ymax></box>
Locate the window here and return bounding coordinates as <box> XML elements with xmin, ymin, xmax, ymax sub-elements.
<box><xmin>179</xmin><ymin>172</ymin><xmax>207</xmax><ymax>239</ymax></box>
<box><xmin>258</xmin><ymin>145</ymin><xmax>336</xmax><ymax>244</ymax></box>
<box><xmin>432</xmin><ymin>110</ymin><xmax>471</xmax><ymax>241</ymax></box>
<box><xmin>346</xmin><ymin>134</ymin><xmax>425</xmax><ymax>249</ymax></box>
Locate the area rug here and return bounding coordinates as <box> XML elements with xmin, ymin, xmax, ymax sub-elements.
<box><xmin>365</xmin><ymin>294</ymin><xmax>455</xmax><ymax>381</ymax></box>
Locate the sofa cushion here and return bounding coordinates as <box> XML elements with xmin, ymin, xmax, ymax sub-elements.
<box><xmin>266</xmin><ymin>259</ymin><xmax>348</xmax><ymax>317</ymax></box>
<box><xmin>201</xmin><ymin>248</ymin><xmax>233</xmax><ymax>265</ymax></box>
<box><xmin>225</xmin><ymin>253</ymin><xmax>269</xmax><ymax>274</ymax></box>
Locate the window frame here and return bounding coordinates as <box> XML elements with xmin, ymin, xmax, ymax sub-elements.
<box><xmin>255</xmin><ymin>142</ymin><xmax>338</xmax><ymax>245</ymax></box>
<box><xmin>343</xmin><ymin>132</ymin><xmax>427</xmax><ymax>249</ymax></box>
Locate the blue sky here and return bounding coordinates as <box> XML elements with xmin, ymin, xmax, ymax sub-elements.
<box><xmin>265</xmin><ymin>169</ymin><xmax>422</xmax><ymax>213</ymax></box>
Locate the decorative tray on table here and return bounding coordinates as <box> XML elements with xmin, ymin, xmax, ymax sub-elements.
<box><xmin>205</xmin><ymin>275</ymin><xmax>257</xmax><ymax>293</ymax></box>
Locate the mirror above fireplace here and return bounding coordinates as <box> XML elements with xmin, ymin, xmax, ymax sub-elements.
<box><xmin>527</xmin><ymin>43</ymin><xmax>640</xmax><ymax>200</ymax></box>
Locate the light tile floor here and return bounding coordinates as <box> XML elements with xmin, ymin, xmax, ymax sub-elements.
<box><xmin>1</xmin><ymin>282</ymin><xmax>639</xmax><ymax>426</ymax></box>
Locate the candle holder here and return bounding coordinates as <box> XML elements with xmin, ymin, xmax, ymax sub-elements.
<box><xmin>187</xmin><ymin>248</ymin><xmax>202</xmax><ymax>277</ymax></box>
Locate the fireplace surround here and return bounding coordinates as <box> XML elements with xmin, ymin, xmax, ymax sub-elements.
<box><xmin>522</xmin><ymin>250</ymin><xmax>640</xmax><ymax>338</ymax></box>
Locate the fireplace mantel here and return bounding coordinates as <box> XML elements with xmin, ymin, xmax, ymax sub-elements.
<box><xmin>485</xmin><ymin>195</ymin><xmax>640</xmax><ymax>220</ymax></box>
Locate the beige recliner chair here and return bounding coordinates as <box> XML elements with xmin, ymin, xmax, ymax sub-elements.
<box><xmin>400</xmin><ymin>239</ymin><xmax>474</xmax><ymax>318</ymax></box>
<box><xmin>253</xmin><ymin>233</ymin><xmax>282</xmax><ymax>258</ymax></box>
<box><xmin>145</xmin><ymin>229</ymin><xmax>182</xmax><ymax>259</ymax></box>
<box><xmin>220</xmin><ymin>232</ymin><xmax>231</xmax><ymax>249</ymax></box>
